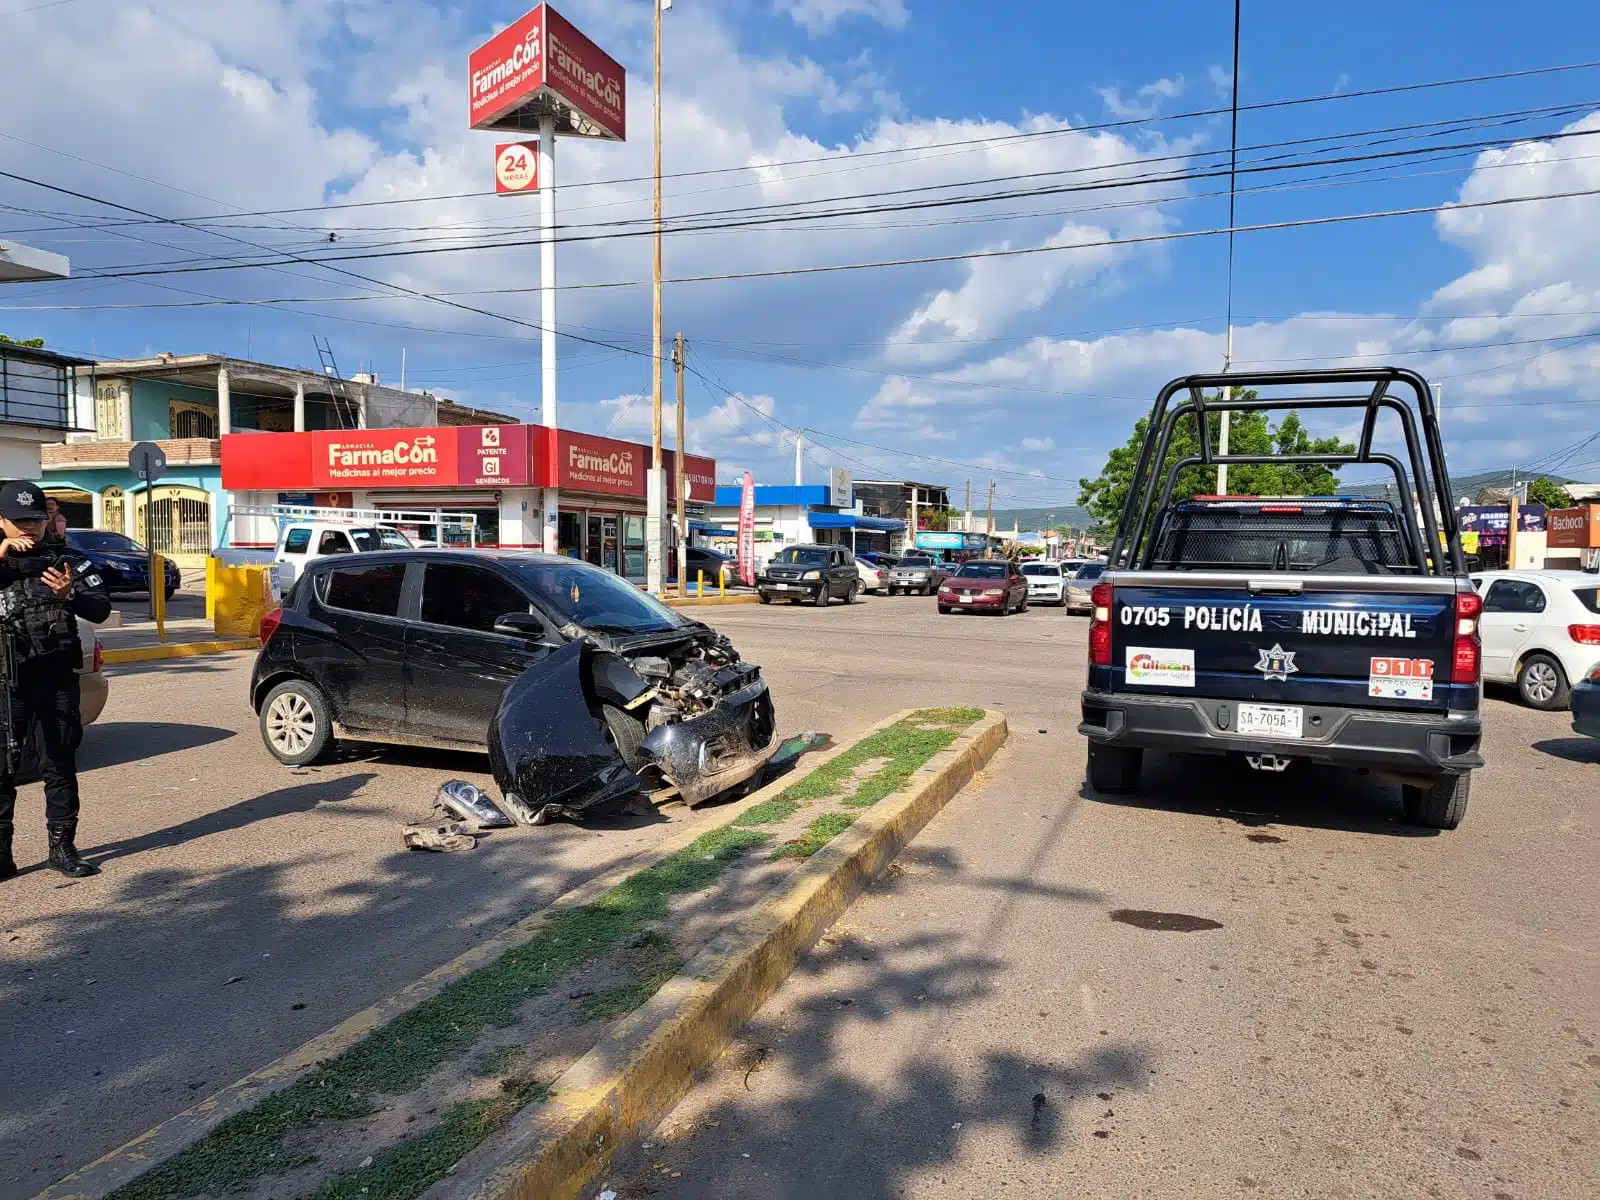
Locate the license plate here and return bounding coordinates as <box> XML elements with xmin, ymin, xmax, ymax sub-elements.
<box><xmin>772</xmin><ymin>583</ymin><xmax>790</xmax><ymax>591</ymax></box>
<box><xmin>1236</xmin><ymin>703</ymin><xmax>1303</xmax><ymax>739</ymax></box>
<box><xmin>960</xmin><ymin>592</ymin><xmax>975</xmax><ymax>602</ymax></box>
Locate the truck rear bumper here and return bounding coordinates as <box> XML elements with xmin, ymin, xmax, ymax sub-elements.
<box><xmin>1079</xmin><ymin>689</ymin><xmax>1483</xmax><ymax>777</ymax></box>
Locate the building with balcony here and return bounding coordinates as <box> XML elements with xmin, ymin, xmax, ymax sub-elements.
<box><xmin>0</xmin><ymin>341</ymin><xmax>94</xmax><ymax>479</ymax></box>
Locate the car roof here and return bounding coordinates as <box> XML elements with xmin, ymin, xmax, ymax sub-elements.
<box><xmin>304</xmin><ymin>548</ymin><xmax>587</xmax><ymax>571</ymax></box>
<box><xmin>1473</xmin><ymin>569</ymin><xmax>1599</xmax><ymax>585</ymax></box>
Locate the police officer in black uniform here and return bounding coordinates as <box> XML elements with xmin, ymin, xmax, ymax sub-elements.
<box><xmin>0</xmin><ymin>481</ymin><xmax>111</xmax><ymax>881</ymax></box>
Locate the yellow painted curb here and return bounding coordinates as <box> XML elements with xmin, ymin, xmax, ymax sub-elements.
<box><xmin>100</xmin><ymin>639</ymin><xmax>259</xmax><ymax>664</ymax></box>
<box><xmin>455</xmin><ymin>710</ymin><xmax>1009</xmax><ymax>1200</ymax></box>
<box><xmin>658</xmin><ymin>592</ymin><xmax>761</xmax><ymax>607</ymax></box>
<box><xmin>42</xmin><ymin>707</ymin><xmax>966</xmax><ymax>1200</ymax></box>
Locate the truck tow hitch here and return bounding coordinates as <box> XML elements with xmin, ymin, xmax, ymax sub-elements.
<box><xmin>1245</xmin><ymin>754</ymin><xmax>1293</xmax><ymax>773</ymax></box>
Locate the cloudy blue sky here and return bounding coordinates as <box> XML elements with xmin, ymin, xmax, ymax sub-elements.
<box><xmin>3</xmin><ymin>0</ymin><xmax>1599</xmax><ymax>507</ymax></box>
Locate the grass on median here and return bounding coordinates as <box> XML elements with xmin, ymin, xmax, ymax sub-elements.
<box><xmin>771</xmin><ymin>811</ymin><xmax>857</xmax><ymax>860</ymax></box>
<box><xmin>109</xmin><ymin>825</ymin><xmax>771</xmax><ymax>1200</ymax></box>
<box><xmin>731</xmin><ymin>796</ymin><xmax>801</xmax><ymax>826</ymax></box>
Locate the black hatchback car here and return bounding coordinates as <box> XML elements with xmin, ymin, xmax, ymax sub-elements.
<box><xmin>251</xmin><ymin>550</ymin><xmax>777</xmax><ymax>809</ymax></box>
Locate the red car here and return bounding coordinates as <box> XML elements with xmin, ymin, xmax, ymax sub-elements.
<box><xmin>937</xmin><ymin>560</ymin><xmax>1029</xmax><ymax>615</ymax></box>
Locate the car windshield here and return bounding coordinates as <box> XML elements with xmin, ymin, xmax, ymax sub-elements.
<box><xmin>898</xmin><ymin>555</ymin><xmax>934</xmax><ymax>568</ymax></box>
<box><xmin>351</xmin><ymin>527</ymin><xmax>413</xmax><ymax>551</ymax></box>
<box><xmin>67</xmin><ymin>530</ymin><xmax>142</xmax><ymax>553</ymax></box>
<box><xmin>955</xmin><ymin>562</ymin><xmax>1008</xmax><ymax>579</ymax></box>
<box><xmin>1021</xmin><ymin>563</ymin><xmax>1059</xmax><ymax>576</ymax></box>
<box><xmin>1075</xmin><ymin>563</ymin><xmax>1105</xmax><ymax>581</ymax></box>
<box><xmin>773</xmin><ymin>547</ymin><xmax>830</xmax><ymax>566</ymax></box>
<box><xmin>509</xmin><ymin>560</ymin><xmax>692</xmax><ymax>636</ymax></box>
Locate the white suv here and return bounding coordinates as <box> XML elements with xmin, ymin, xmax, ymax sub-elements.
<box><xmin>1470</xmin><ymin>570</ymin><xmax>1600</xmax><ymax>710</ymax></box>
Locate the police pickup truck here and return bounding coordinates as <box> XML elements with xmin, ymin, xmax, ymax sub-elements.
<box><xmin>1079</xmin><ymin>368</ymin><xmax>1483</xmax><ymax>830</ymax></box>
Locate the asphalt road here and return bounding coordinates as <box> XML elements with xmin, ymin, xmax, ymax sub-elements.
<box><xmin>3</xmin><ymin>597</ymin><xmax>1594</xmax><ymax>1199</ymax></box>
<box><xmin>611</xmin><ymin>602</ymin><xmax>1600</xmax><ymax>1200</ymax></box>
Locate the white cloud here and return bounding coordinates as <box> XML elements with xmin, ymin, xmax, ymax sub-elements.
<box><xmin>1020</xmin><ymin>436</ymin><xmax>1055</xmax><ymax>452</ymax></box>
<box><xmin>777</xmin><ymin>0</ymin><xmax>909</xmax><ymax>35</ymax></box>
<box><xmin>1098</xmin><ymin>75</ymin><xmax>1185</xmax><ymax>119</ymax></box>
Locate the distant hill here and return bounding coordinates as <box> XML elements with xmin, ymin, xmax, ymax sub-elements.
<box><xmin>985</xmin><ymin>505</ymin><xmax>1097</xmax><ymax>533</ymax></box>
<box><xmin>1339</xmin><ymin>468</ymin><xmax>1576</xmax><ymax>503</ymax></box>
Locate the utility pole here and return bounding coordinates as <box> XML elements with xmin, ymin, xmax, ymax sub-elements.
<box><xmin>909</xmin><ymin>484</ymin><xmax>918</xmax><ymax>553</ymax></box>
<box><xmin>538</xmin><ymin>112</ymin><xmax>558</xmax><ymax>552</ymax></box>
<box><xmin>646</xmin><ymin>0</ymin><xmax>668</xmax><ymax>593</ymax></box>
<box><xmin>1217</xmin><ymin>0</ymin><xmax>1241</xmax><ymax>498</ymax></box>
<box><xmin>794</xmin><ymin>431</ymin><xmax>804</xmax><ymax>485</ymax></box>
<box><xmin>673</xmin><ymin>332</ymin><xmax>687</xmax><ymax>598</ymax></box>
<box><xmin>985</xmin><ymin>478</ymin><xmax>995</xmax><ymax>540</ymax></box>
<box><xmin>964</xmin><ymin>478</ymin><xmax>972</xmax><ymax>533</ymax></box>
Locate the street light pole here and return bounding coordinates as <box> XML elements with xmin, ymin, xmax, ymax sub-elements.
<box><xmin>647</xmin><ymin>0</ymin><xmax>667</xmax><ymax>593</ymax></box>
<box><xmin>674</xmin><ymin>332</ymin><xmax>687</xmax><ymax>598</ymax></box>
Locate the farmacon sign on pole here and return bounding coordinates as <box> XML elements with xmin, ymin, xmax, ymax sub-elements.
<box><xmin>469</xmin><ymin>4</ymin><xmax>626</xmax><ymax>551</ymax></box>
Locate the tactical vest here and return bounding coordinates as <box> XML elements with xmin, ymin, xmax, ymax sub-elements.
<box><xmin>0</xmin><ymin>572</ymin><xmax>78</xmax><ymax>661</ymax></box>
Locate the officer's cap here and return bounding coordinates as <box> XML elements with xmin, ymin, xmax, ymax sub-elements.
<box><xmin>0</xmin><ymin>480</ymin><xmax>48</xmax><ymax>521</ymax></box>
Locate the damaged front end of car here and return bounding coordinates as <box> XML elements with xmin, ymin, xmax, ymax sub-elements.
<box><xmin>487</xmin><ymin>628</ymin><xmax>777</xmax><ymax>822</ymax></box>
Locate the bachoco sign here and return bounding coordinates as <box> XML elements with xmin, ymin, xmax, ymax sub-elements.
<box><xmin>468</xmin><ymin>4</ymin><xmax>626</xmax><ymax>140</ymax></box>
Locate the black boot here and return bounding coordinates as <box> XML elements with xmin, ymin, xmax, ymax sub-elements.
<box><xmin>46</xmin><ymin>821</ymin><xmax>96</xmax><ymax>878</ymax></box>
<box><xmin>0</xmin><ymin>822</ymin><xmax>15</xmax><ymax>882</ymax></box>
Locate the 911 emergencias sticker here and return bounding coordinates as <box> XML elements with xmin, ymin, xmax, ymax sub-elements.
<box><xmin>1369</xmin><ymin>656</ymin><xmax>1434</xmax><ymax>700</ymax></box>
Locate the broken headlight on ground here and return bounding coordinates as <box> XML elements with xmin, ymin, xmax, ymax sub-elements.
<box><xmin>487</xmin><ymin>628</ymin><xmax>777</xmax><ymax>822</ymax></box>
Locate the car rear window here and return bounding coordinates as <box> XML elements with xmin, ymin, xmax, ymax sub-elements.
<box><xmin>321</xmin><ymin>562</ymin><xmax>406</xmax><ymax>617</ymax></box>
<box><xmin>1075</xmin><ymin>563</ymin><xmax>1105</xmax><ymax>580</ymax></box>
<box><xmin>956</xmin><ymin>563</ymin><xmax>1008</xmax><ymax>579</ymax></box>
<box><xmin>1575</xmin><ymin>587</ymin><xmax>1600</xmax><ymax>615</ymax></box>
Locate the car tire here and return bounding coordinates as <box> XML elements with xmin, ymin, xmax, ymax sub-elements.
<box><xmin>845</xmin><ymin>581</ymin><xmax>859</xmax><ymax>604</ymax></box>
<box><xmin>1401</xmin><ymin>772</ymin><xmax>1469</xmax><ymax>830</ymax></box>
<box><xmin>1087</xmin><ymin>743</ymin><xmax>1142</xmax><ymax>795</ymax></box>
<box><xmin>600</xmin><ymin>704</ymin><xmax>648</xmax><ymax>771</ymax></box>
<box><xmin>938</xmin><ymin>604</ymin><xmax>952</xmax><ymax>615</ymax></box>
<box><xmin>164</xmin><ymin>584</ymin><xmax>178</xmax><ymax>601</ymax></box>
<box><xmin>1517</xmin><ymin>652</ymin><xmax>1569</xmax><ymax>710</ymax></box>
<box><xmin>259</xmin><ymin>679</ymin><xmax>334</xmax><ymax>766</ymax></box>
<box><xmin>759</xmin><ymin>592</ymin><xmax>772</xmax><ymax>604</ymax></box>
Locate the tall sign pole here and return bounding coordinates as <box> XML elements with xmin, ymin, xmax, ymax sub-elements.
<box><xmin>674</xmin><ymin>332</ymin><xmax>687</xmax><ymax>597</ymax></box>
<box><xmin>539</xmin><ymin>112</ymin><xmax>559</xmax><ymax>551</ymax></box>
<box><xmin>646</xmin><ymin>0</ymin><xmax>667</xmax><ymax>593</ymax></box>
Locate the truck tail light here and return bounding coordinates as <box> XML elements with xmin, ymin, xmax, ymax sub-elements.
<box><xmin>259</xmin><ymin>606</ymin><xmax>283</xmax><ymax>646</ymax></box>
<box><xmin>1452</xmin><ymin>588</ymin><xmax>1482</xmax><ymax>684</ymax></box>
<box><xmin>1089</xmin><ymin>580</ymin><xmax>1114</xmax><ymax>667</ymax></box>
<box><xmin>1569</xmin><ymin>624</ymin><xmax>1600</xmax><ymax>646</ymax></box>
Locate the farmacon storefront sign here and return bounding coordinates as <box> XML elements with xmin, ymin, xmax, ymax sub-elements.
<box><xmin>222</xmin><ymin>425</ymin><xmax>711</xmax><ymax>500</ymax></box>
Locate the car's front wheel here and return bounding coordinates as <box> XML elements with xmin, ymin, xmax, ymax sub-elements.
<box><xmin>259</xmin><ymin>679</ymin><xmax>334</xmax><ymax>766</ymax></box>
<box><xmin>758</xmin><ymin>592</ymin><xmax>772</xmax><ymax>604</ymax></box>
<box><xmin>1517</xmin><ymin>652</ymin><xmax>1569</xmax><ymax>710</ymax></box>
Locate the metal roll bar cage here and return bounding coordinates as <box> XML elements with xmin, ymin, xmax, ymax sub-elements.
<box><xmin>1106</xmin><ymin>367</ymin><xmax>1464</xmax><ymax>578</ymax></box>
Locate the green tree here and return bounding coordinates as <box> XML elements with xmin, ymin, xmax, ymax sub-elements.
<box><xmin>0</xmin><ymin>333</ymin><xmax>45</xmax><ymax>349</ymax></box>
<box><xmin>1077</xmin><ymin>391</ymin><xmax>1355</xmax><ymax>531</ymax></box>
<box><xmin>1525</xmin><ymin>476</ymin><xmax>1573</xmax><ymax>509</ymax></box>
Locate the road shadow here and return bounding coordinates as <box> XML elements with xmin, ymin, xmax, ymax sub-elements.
<box><xmin>607</xmin><ymin>921</ymin><xmax>1152</xmax><ymax>1198</ymax></box>
<box><xmin>103</xmin><ymin>656</ymin><xmax>246</xmax><ymax>679</ymax></box>
<box><xmin>78</xmin><ymin>722</ymin><xmax>234</xmax><ymax>770</ymax></box>
<box><xmin>75</xmin><ymin>772</ymin><xmax>379</xmax><ymax>867</ymax></box>
<box><xmin>1533</xmin><ymin>736</ymin><xmax>1600</xmax><ymax>764</ymax></box>
<box><xmin>1081</xmin><ymin>751</ymin><xmax>1437</xmax><ymax>838</ymax></box>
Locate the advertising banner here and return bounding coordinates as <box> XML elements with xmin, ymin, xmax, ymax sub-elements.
<box><xmin>317</xmin><ymin>428</ymin><xmax>459</xmax><ymax>487</ymax></box>
<box><xmin>1547</xmin><ymin>504</ymin><xmax>1600</xmax><ymax>549</ymax></box>
<box><xmin>543</xmin><ymin>4</ymin><xmax>626</xmax><ymax>140</ymax></box>
<box><xmin>468</xmin><ymin>7</ymin><xmax>546</xmax><ymax>129</ymax></box>
<box><xmin>664</xmin><ymin>449</ymin><xmax>718</xmax><ymax>501</ymax></box>
<box><xmin>1457</xmin><ymin>504</ymin><xmax>1546</xmax><ymax>545</ymax></box>
<box><xmin>494</xmin><ymin>142</ymin><xmax>540</xmax><ymax>194</ymax></box>
<box><xmin>738</xmin><ymin>472</ymin><xmax>756</xmax><ymax>586</ymax></box>
<box><xmin>221</xmin><ymin>432</ymin><xmax>313</xmax><ymax>490</ymax></box>
<box><xmin>457</xmin><ymin>424</ymin><xmax>531</xmax><ymax>486</ymax></box>
<box><xmin>828</xmin><ymin>466</ymin><xmax>853</xmax><ymax>508</ymax></box>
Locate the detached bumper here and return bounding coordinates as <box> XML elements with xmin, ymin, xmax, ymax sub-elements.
<box><xmin>1079</xmin><ymin>689</ymin><xmax>1483</xmax><ymax>778</ymax></box>
<box><xmin>640</xmin><ymin>678</ymin><xmax>778</xmax><ymax>806</ymax></box>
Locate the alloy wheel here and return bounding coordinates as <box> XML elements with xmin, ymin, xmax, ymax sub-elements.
<box><xmin>265</xmin><ymin>692</ymin><xmax>317</xmax><ymax>756</ymax></box>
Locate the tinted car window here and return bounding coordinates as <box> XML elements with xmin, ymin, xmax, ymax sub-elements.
<box><xmin>283</xmin><ymin>528</ymin><xmax>312</xmax><ymax>554</ymax></box>
<box><xmin>955</xmin><ymin>563</ymin><xmax>1008</xmax><ymax>579</ymax></box>
<box><xmin>773</xmin><ymin>547</ymin><xmax>829</xmax><ymax>566</ymax></box>
<box><xmin>1575</xmin><ymin>587</ymin><xmax>1600</xmax><ymax>615</ymax></box>
<box><xmin>421</xmin><ymin>563</ymin><xmax>531</xmax><ymax>634</ymax></box>
<box><xmin>318</xmin><ymin>530</ymin><xmax>353</xmax><ymax>554</ymax></box>
<box><xmin>351</xmin><ymin>527</ymin><xmax>412</xmax><ymax>552</ymax></box>
<box><xmin>898</xmin><ymin>555</ymin><xmax>934</xmax><ymax>568</ymax></box>
<box><xmin>508</xmin><ymin>559</ymin><xmax>691</xmax><ymax>636</ymax></box>
<box><xmin>1483</xmin><ymin>579</ymin><xmax>1546</xmax><ymax>614</ymax></box>
<box><xmin>321</xmin><ymin>562</ymin><xmax>406</xmax><ymax>617</ymax></box>
<box><xmin>1075</xmin><ymin>563</ymin><xmax>1105</xmax><ymax>581</ymax></box>
<box><xmin>67</xmin><ymin>530</ymin><xmax>142</xmax><ymax>553</ymax></box>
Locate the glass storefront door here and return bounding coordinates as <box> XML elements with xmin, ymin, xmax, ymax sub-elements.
<box><xmin>622</xmin><ymin>515</ymin><xmax>646</xmax><ymax>582</ymax></box>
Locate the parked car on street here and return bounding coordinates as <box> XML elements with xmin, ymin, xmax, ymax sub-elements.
<box><xmin>670</xmin><ymin>544</ymin><xmax>735</xmax><ymax>585</ymax></box>
<box><xmin>887</xmin><ymin>553</ymin><xmax>949</xmax><ymax>595</ymax></box>
<box><xmin>937</xmin><ymin>560</ymin><xmax>1029</xmax><ymax>615</ymax></box>
<box><xmin>1470</xmin><ymin>570</ymin><xmax>1600</xmax><ymax>710</ymax></box>
<box><xmin>1572</xmin><ymin>662</ymin><xmax>1600</xmax><ymax>738</ymax></box>
<box><xmin>857</xmin><ymin>552</ymin><xmax>898</xmax><ymax>571</ymax></box>
<box><xmin>1065</xmin><ymin>561</ymin><xmax>1104</xmax><ymax>613</ymax></box>
<box><xmin>1021</xmin><ymin>560</ymin><xmax>1067</xmax><ymax>606</ymax></box>
<box><xmin>65</xmin><ymin>529</ymin><xmax>181</xmax><ymax>600</ymax></box>
<box><xmin>756</xmin><ymin>544</ymin><xmax>860</xmax><ymax>606</ymax></box>
<box><xmin>251</xmin><ymin>550</ymin><xmax>776</xmax><ymax>813</ymax></box>
<box><xmin>855</xmin><ymin>557</ymin><xmax>887</xmax><ymax>595</ymax></box>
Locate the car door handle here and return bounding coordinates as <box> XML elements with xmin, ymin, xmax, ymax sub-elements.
<box><xmin>1512</xmin><ymin>624</ymin><xmax>1529</xmax><ymax>632</ymax></box>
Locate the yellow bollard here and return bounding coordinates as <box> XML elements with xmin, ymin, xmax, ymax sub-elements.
<box><xmin>152</xmin><ymin>553</ymin><xmax>168</xmax><ymax>643</ymax></box>
<box><xmin>205</xmin><ymin>555</ymin><xmax>217</xmax><ymax>621</ymax></box>
<box><xmin>696</xmin><ymin>568</ymin><xmax>704</xmax><ymax>597</ymax></box>
<box><xmin>718</xmin><ymin>567</ymin><xmax>726</xmax><ymax>598</ymax></box>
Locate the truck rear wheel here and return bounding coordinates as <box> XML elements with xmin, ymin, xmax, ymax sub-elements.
<box><xmin>1402</xmin><ymin>773</ymin><xmax>1469</xmax><ymax>830</ymax></box>
<box><xmin>1087</xmin><ymin>744</ymin><xmax>1142</xmax><ymax>795</ymax></box>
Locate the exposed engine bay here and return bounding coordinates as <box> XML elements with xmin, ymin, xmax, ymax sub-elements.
<box><xmin>486</xmin><ymin>625</ymin><xmax>777</xmax><ymax>824</ymax></box>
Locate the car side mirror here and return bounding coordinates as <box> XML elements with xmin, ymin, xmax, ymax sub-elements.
<box><xmin>494</xmin><ymin>612</ymin><xmax>553</xmax><ymax>643</ymax></box>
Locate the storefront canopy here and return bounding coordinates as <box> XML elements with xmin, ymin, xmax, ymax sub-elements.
<box><xmin>807</xmin><ymin>512</ymin><xmax>905</xmax><ymax>532</ymax></box>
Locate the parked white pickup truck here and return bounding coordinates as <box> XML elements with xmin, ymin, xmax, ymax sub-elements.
<box><xmin>215</xmin><ymin>505</ymin><xmax>476</xmax><ymax>594</ymax></box>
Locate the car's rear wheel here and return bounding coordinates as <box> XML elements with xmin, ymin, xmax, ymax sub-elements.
<box><xmin>1402</xmin><ymin>772</ymin><xmax>1469</xmax><ymax>830</ymax></box>
<box><xmin>260</xmin><ymin>680</ymin><xmax>333</xmax><ymax>766</ymax></box>
<box><xmin>1087</xmin><ymin>744</ymin><xmax>1142</xmax><ymax>795</ymax></box>
<box><xmin>845</xmin><ymin>580</ymin><xmax>859</xmax><ymax>604</ymax></box>
<box><xmin>1517</xmin><ymin>652</ymin><xmax>1569</xmax><ymax>710</ymax></box>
